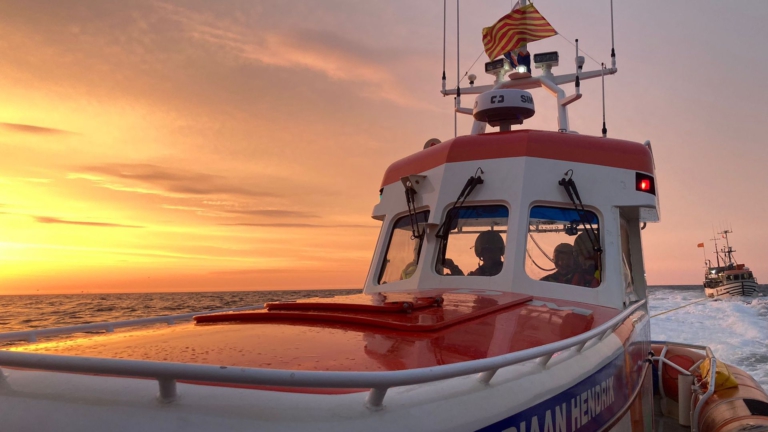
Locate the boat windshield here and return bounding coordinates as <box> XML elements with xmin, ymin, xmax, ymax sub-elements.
<box><xmin>378</xmin><ymin>211</ymin><xmax>429</xmax><ymax>284</ymax></box>
<box><xmin>526</xmin><ymin>205</ymin><xmax>601</xmax><ymax>288</ymax></box>
<box><xmin>436</xmin><ymin>205</ymin><xmax>508</xmax><ymax>277</ymax></box>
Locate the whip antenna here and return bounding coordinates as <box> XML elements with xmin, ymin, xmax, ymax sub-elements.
<box><xmin>454</xmin><ymin>0</ymin><xmax>460</xmax><ymax>137</ymax></box>
<box><xmin>610</xmin><ymin>0</ymin><xmax>616</xmax><ymax>69</ymax></box>
<box><xmin>442</xmin><ymin>0</ymin><xmax>446</xmax><ymax>95</ymax></box>
<box><xmin>601</xmin><ymin>63</ymin><xmax>607</xmax><ymax>138</ymax></box>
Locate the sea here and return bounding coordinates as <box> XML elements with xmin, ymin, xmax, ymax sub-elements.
<box><xmin>1</xmin><ymin>286</ymin><xmax>766</xmax><ymax>389</ymax></box>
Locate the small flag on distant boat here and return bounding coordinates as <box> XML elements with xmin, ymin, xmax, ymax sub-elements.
<box><xmin>482</xmin><ymin>3</ymin><xmax>557</xmax><ymax>61</ymax></box>
<box><xmin>697</xmin><ymin>243</ymin><xmax>705</xmax><ymax>248</ymax></box>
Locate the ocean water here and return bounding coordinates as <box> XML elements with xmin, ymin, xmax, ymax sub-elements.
<box><xmin>1</xmin><ymin>286</ymin><xmax>766</xmax><ymax>389</ymax></box>
<box><xmin>0</xmin><ymin>290</ymin><xmax>358</xmax><ymax>334</ymax></box>
<box><xmin>648</xmin><ymin>285</ymin><xmax>768</xmax><ymax>390</ymax></box>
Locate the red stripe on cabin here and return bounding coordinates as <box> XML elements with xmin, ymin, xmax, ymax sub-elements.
<box><xmin>380</xmin><ymin>130</ymin><xmax>654</xmax><ymax>187</ymax></box>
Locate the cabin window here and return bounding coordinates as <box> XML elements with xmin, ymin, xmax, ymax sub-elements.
<box><xmin>378</xmin><ymin>211</ymin><xmax>429</xmax><ymax>284</ymax></box>
<box><xmin>747</xmin><ymin>272</ymin><xmax>753</xmax><ymax>279</ymax></box>
<box><xmin>526</xmin><ymin>205</ymin><xmax>601</xmax><ymax>288</ymax></box>
<box><xmin>726</xmin><ymin>275</ymin><xmax>733</xmax><ymax>281</ymax></box>
<box><xmin>435</xmin><ymin>205</ymin><xmax>508</xmax><ymax>277</ymax></box>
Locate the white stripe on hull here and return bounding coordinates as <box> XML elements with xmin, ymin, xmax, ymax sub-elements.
<box><xmin>704</xmin><ymin>280</ymin><xmax>759</xmax><ymax>299</ymax></box>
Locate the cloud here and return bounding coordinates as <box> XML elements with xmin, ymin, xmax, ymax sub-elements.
<box><xmin>220</xmin><ymin>222</ymin><xmax>378</xmax><ymax>229</ymax></box>
<box><xmin>155</xmin><ymin>3</ymin><xmax>431</xmax><ymax>109</ymax></box>
<box><xmin>34</xmin><ymin>216</ymin><xmax>143</xmax><ymax>228</ymax></box>
<box><xmin>0</xmin><ymin>122</ymin><xmax>75</xmax><ymax>135</ymax></box>
<box><xmin>162</xmin><ymin>201</ymin><xmax>318</xmax><ymax>219</ymax></box>
<box><xmin>225</xmin><ymin>209</ymin><xmax>318</xmax><ymax>218</ymax></box>
<box><xmin>71</xmin><ymin>163</ymin><xmax>272</xmax><ymax>198</ymax></box>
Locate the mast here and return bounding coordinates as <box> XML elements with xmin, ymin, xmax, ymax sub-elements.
<box><xmin>710</xmin><ymin>235</ymin><xmax>721</xmax><ymax>267</ymax></box>
<box><xmin>719</xmin><ymin>229</ymin><xmax>736</xmax><ymax>265</ymax></box>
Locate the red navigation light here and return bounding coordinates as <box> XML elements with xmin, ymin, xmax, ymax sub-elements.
<box><xmin>635</xmin><ymin>173</ymin><xmax>655</xmax><ymax>195</ymax></box>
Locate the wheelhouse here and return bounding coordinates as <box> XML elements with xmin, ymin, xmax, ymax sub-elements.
<box><xmin>365</xmin><ymin>130</ymin><xmax>659</xmax><ymax>310</ymax></box>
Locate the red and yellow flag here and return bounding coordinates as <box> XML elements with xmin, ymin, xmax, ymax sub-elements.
<box><xmin>482</xmin><ymin>4</ymin><xmax>557</xmax><ymax>60</ymax></box>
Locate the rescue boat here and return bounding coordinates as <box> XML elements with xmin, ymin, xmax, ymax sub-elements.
<box><xmin>1</xmin><ymin>3</ymin><xmax>767</xmax><ymax>432</ymax></box>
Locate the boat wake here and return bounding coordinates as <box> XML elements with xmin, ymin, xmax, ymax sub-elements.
<box><xmin>649</xmin><ymin>285</ymin><xmax>768</xmax><ymax>390</ymax></box>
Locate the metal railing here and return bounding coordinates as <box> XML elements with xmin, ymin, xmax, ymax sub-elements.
<box><xmin>0</xmin><ymin>305</ymin><xmax>265</xmax><ymax>343</ymax></box>
<box><xmin>0</xmin><ymin>300</ymin><xmax>646</xmax><ymax>409</ymax></box>
<box><xmin>651</xmin><ymin>340</ymin><xmax>717</xmax><ymax>432</ymax></box>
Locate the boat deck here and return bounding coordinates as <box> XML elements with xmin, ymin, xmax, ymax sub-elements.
<box><xmin>7</xmin><ymin>293</ymin><xmax>619</xmax><ymax>373</ymax></box>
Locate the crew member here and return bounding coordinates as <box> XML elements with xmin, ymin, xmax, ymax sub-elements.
<box><xmin>540</xmin><ymin>243</ymin><xmax>599</xmax><ymax>287</ymax></box>
<box><xmin>469</xmin><ymin>230</ymin><xmax>505</xmax><ymax>276</ymax></box>
<box><xmin>574</xmin><ymin>231</ymin><xmax>601</xmax><ymax>282</ymax></box>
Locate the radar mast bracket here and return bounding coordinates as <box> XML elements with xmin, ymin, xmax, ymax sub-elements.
<box><xmin>444</xmin><ymin>67</ymin><xmax>617</xmax><ymax>134</ymax></box>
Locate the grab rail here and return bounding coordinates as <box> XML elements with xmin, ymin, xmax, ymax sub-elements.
<box><xmin>0</xmin><ymin>300</ymin><xmax>646</xmax><ymax>409</ymax></box>
<box><xmin>0</xmin><ymin>305</ymin><xmax>265</xmax><ymax>343</ymax></box>
<box><xmin>651</xmin><ymin>340</ymin><xmax>716</xmax><ymax>432</ymax></box>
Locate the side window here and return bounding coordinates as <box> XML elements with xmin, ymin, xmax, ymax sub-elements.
<box><xmin>378</xmin><ymin>211</ymin><xmax>429</xmax><ymax>284</ymax></box>
<box><xmin>435</xmin><ymin>205</ymin><xmax>508</xmax><ymax>277</ymax></box>
<box><xmin>525</xmin><ymin>205</ymin><xmax>601</xmax><ymax>288</ymax></box>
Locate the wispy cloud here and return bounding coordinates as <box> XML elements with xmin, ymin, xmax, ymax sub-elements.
<box><xmin>0</xmin><ymin>122</ymin><xmax>75</xmax><ymax>135</ymax></box>
<box><xmin>70</xmin><ymin>163</ymin><xmax>272</xmax><ymax>198</ymax></box>
<box><xmin>225</xmin><ymin>209</ymin><xmax>318</xmax><ymax>218</ymax></box>
<box><xmin>155</xmin><ymin>3</ymin><xmax>430</xmax><ymax>109</ymax></box>
<box><xmin>34</xmin><ymin>216</ymin><xmax>143</xmax><ymax>228</ymax></box>
<box><xmin>162</xmin><ymin>201</ymin><xmax>318</xmax><ymax>219</ymax></box>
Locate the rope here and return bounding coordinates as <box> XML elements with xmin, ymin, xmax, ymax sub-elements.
<box><xmin>651</xmin><ymin>297</ymin><xmax>709</xmax><ymax>319</ymax></box>
<box><xmin>557</xmin><ymin>33</ymin><xmax>603</xmax><ymax>66</ymax></box>
<box><xmin>526</xmin><ymin>247</ymin><xmax>555</xmax><ymax>272</ymax></box>
<box><xmin>528</xmin><ymin>233</ymin><xmax>554</xmax><ymax>263</ymax></box>
<box><xmin>459</xmin><ymin>49</ymin><xmax>486</xmax><ymax>85</ymax></box>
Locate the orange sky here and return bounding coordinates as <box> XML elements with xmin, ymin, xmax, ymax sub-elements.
<box><xmin>1</xmin><ymin>1</ymin><xmax>767</xmax><ymax>294</ymax></box>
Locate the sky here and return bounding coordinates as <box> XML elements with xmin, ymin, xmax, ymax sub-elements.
<box><xmin>1</xmin><ymin>1</ymin><xmax>767</xmax><ymax>294</ymax></box>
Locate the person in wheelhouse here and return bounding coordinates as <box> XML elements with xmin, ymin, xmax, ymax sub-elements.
<box><xmin>539</xmin><ymin>243</ymin><xmax>599</xmax><ymax>288</ymax></box>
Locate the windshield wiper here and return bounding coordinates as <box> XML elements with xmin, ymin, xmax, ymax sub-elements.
<box><xmin>402</xmin><ymin>180</ymin><xmax>424</xmax><ymax>241</ymax></box>
<box><xmin>558</xmin><ymin>169</ymin><xmax>602</xmax><ymax>261</ymax></box>
<box><xmin>435</xmin><ymin>168</ymin><xmax>485</xmax><ymax>266</ymax></box>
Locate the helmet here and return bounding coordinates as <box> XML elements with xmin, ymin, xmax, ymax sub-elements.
<box><xmin>554</xmin><ymin>243</ymin><xmax>575</xmax><ymax>255</ymax></box>
<box><xmin>475</xmin><ymin>230</ymin><xmax>505</xmax><ymax>258</ymax></box>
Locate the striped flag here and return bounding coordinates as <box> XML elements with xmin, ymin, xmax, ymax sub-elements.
<box><xmin>482</xmin><ymin>3</ymin><xmax>557</xmax><ymax>61</ymax></box>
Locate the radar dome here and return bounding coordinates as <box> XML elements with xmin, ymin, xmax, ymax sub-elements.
<box><xmin>473</xmin><ymin>89</ymin><xmax>535</xmax><ymax>127</ymax></box>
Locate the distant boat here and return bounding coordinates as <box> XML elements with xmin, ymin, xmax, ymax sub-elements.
<box><xmin>703</xmin><ymin>230</ymin><xmax>759</xmax><ymax>299</ymax></box>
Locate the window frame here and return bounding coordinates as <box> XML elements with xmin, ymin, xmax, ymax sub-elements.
<box><xmin>434</xmin><ymin>202</ymin><xmax>510</xmax><ymax>278</ymax></box>
<box><xmin>524</xmin><ymin>203</ymin><xmax>603</xmax><ymax>288</ymax></box>
<box><xmin>376</xmin><ymin>209</ymin><xmax>430</xmax><ymax>285</ymax></box>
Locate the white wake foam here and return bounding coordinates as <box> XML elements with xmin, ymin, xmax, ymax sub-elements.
<box><xmin>649</xmin><ymin>286</ymin><xmax>768</xmax><ymax>391</ymax></box>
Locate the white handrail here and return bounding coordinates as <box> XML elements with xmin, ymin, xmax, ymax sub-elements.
<box><xmin>0</xmin><ymin>305</ymin><xmax>265</xmax><ymax>343</ymax></box>
<box><xmin>0</xmin><ymin>300</ymin><xmax>647</xmax><ymax>408</ymax></box>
